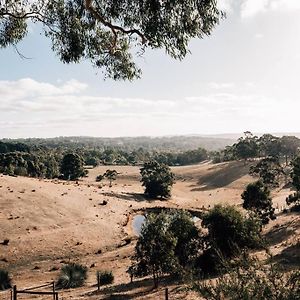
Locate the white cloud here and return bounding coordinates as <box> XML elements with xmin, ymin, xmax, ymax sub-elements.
<box><xmin>208</xmin><ymin>82</ymin><xmax>235</xmax><ymax>90</ymax></box>
<box><xmin>217</xmin><ymin>0</ymin><xmax>235</xmax><ymax>12</ymax></box>
<box><xmin>241</xmin><ymin>0</ymin><xmax>268</xmax><ymax>18</ymax></box>
<box><xmin>1</xmin><ymin>78</ymin><xmax>299</xmax><ymax>138</ymax></box>
<box><xmin>241</xmin><ymin>0</ymin><xmax>300</xmax><ymax>18</ymax></box>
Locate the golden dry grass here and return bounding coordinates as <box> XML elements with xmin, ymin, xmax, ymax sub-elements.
<box><xmin>0</xmin><ymin>161</ymin><xmax>298</xmax><ymax>299</ymax></box>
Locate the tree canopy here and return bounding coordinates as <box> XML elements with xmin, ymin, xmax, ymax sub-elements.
<box><xmin>201</xmin><ymin>205</ymin><xmax>263</xmax><ymax>258</ymax></box>
<box><xmin>140</xmin><ymin>160</ymin><xmax>175</xmax><ymax>198</ymax></box>
<box><xmin>249</xmin><ymin>157</ymin><xmax>284</xmax><ymax>188</ymax></box>
<box><xmin>131</xmin><ymin>210</ymin><xmax>202</xmax><ymax>287</ymax></box>
<box><xmin>0</xmin><ymin>0</ymin><xmax>222</xmax><ymax>80</ymax></box>
<box><xmin>241</xmin><ymin>181</ymin><xmax>275</xmax><ymax>225</ymax></box>
<box><xmin>60</xmin><ymin>152</ymin><xmax>86</xmax><ymax>180</ymax></box>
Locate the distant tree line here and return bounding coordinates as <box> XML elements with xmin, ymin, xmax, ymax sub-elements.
<box><xmin>1</xmin><ymin>136</ymin><xmax>232</xmax><ymax>152</ymax></box>
<box><xmin>212</xmin><ymin>132</ymin><xmax>300</xmax><ymax>164</ymax></box>
<box><xmin>0</xmin><ymin>140</ymin><xmax>209</xmax><ymax>179</ymax></box>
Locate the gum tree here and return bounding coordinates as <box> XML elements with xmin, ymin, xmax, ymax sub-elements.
<box><xmin>0</xmin><ymin>0</ymin><xmax>222</xmax><ymax>80</ymax></box>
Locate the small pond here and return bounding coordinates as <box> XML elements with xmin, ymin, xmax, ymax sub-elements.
<box><xmin>132</xmin><ymin>214</ymin><xmax>201</xmax><ymax>236</ymax></box>
<box><xmin>132</xmin><ymin>215</ymin><xmax>146</xmax><ymax>235</ymax></box>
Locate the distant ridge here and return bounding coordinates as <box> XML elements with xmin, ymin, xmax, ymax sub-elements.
<box><xmin>1</xmin><ymin>135</ymin><xmax>236</xmax><ymax>151</ymax></box>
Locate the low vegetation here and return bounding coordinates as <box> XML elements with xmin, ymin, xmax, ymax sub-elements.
<box><xmin>131</xmin><ymin>206</ymin><xmax>263</xmax><ymax>286</ymax></box>
<box><xmin>97</xmin><ymin>270</ymin><xmax>114</xmax><ymax>285</ymax></box>
<box><xmin>196</xmin><ymin>205</ymin><xmax>263</xmax><ymax>275</ymax></box>
<box><xmin>56</xmin><ymin>263</ymin><xmax>87</xmax><ymax>289</ymax></box>
<box><xmin>96</xmin><ymin>169</ymin><xmax>118</xmax><ymax>187</ymax></box>
<box><xmin>0</xmin><ymin>269</ymin><xmax>12</xmax><ymax>291</ymax></box>
<box><xmin>1</xmin><ymin>133</ymin><xmax>299</xmax><ymax>298</ymax></box>
<box><xmin>194</xmin><ymin>253</ymin><xmax>300</xmax><ymax>300</ymax></box>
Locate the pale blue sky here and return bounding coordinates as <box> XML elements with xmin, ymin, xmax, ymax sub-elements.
<box><xmin>1</xmin><ymin>0</ymin><xmax>300</xmax><ymax>138</ymax></box>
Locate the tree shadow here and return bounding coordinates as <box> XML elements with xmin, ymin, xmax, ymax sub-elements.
<box><xmin>190</xmin><ymin>161</ymin><xmax>252</xmax><ymax>191</ymax></box>
<box><xmin>100</xmin><ymin>191</ymin><xmax>147</xmax><ymax>202</ymax></box>
<box><xmin>265</xmin><ymin>212</ymin><xmax>300</xmax><ymax>245</ymax></box>
<box><xmin>100</xmin><ymin>191</ymin><xmax>168</xmax><ymax>203</ymax></box>
<box><xmin>265</xmin><ymin>225</ymin><xmax>296</xmax><ymax>246</ymax></box>
<box><xmin>86</xmin><ymin>277</ymin><xmax>165</xmax><ymax>299</ymax></box>
<box><xmin>85</xmin><ymin>275</ymin><xmax>184</xmax><ymax>299</ymax></box>
<box><xmin>272</xmin><ymin>242</ymin><xmax>300</xmax><ymax>268</ymax></box>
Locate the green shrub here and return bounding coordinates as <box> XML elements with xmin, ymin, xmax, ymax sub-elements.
<box><xmin>130</xmin><ymin>210</ymin><xmax>202</xmax><ymax>287</ymax></box>
<box><xmin>202</xmin><ymin>205</ymin><xmax>263</xmax><ymax>258</ymax></box>
<box><xmin>56</xmin><ymin>263</ymin><xmax>87</xmax><ymax>289</ymax></box>
<box><xmin>97</xmin><ymin>270</ymin><xmax>114</xmax><ymax>285</ymax></box>
<box><xmin>0</xmin><ymin>269</ymin><xmax>12</xmax><ymax>290</ymax></box>
<box><xmin>194</xmin><ymin>253</ymin><xmax>300</xmax><ymax>300</ymax></box>
<box><xmin>241</xmin><ymin>180</ymin><xmax>275</xmax><ymax>225</ymax></box>
<box><xmin>198</xmin><ymin>204</ymin><xmax>263</xmax><ymax>274</ymax></box>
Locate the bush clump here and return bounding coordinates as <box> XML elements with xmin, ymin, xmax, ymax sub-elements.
<box><xmin>0</xmin><ymin>269</ymin><xmax>12</xmax><ymax>290</ymax></box>
<box><xmin>196</xmin><ymin>205</ymin><xmax>264</xmax><ymax>275</ymax></box>
<box><xmin>194</xmin><ymin>253</ymin><xmax>300</xmax><ymax>300</ymax></box>
<box><xmin>56</xmin><ymin>263</ymin><xmax>87</xmax><ymax>289</ymax></box>
<box><xmin>140</xmin><ymin>161</ymin><xmax>175</xmax><ymax>199</ymax></box>
<box><xmin>97</xmin><ymin>270</ymin><xmax>114</xmax><ymax>285</ymax></box>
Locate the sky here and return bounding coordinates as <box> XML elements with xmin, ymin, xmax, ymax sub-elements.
<box><xmin>1</xmin><ymin>0</ymin><xmax>300</xmax><ymax>138</ymax></box>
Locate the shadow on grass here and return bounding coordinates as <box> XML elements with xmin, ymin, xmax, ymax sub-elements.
<box><xmin>272</xmin><ymin>242</ymin><xmax>300</xmax><ymax>269</ymax></box>
<box><xmin>87</xmin><ymin>276</ymin><xmax>178</xmax><ymax>299</ymax></box>
<box><xmin>190</xmin><ymin>161</ymin><xmax>252</xmax><ymax>191</ymax></box>
<box><xmin>265</xmin><ymin>212</ymin><xmax>300</xmax><ymax>246</ymax></box>
<box><xmin>100</xmin><ymin>191</ymin><xmax>148</xmax><ymax>202</ymax></box>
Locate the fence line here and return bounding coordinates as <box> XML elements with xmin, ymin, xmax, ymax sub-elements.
<box><xmin>12</xmin><ymin>282</ymin><xmax>58</xmax><ymax>300</ymax></box>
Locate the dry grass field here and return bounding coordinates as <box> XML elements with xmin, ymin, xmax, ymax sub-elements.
<box><xmin>0</xmin><ymin>161</ymin><xmax>299</xmax><ymax>299</ymax></box>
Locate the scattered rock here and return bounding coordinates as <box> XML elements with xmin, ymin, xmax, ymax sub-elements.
<box><xmin>1</xmin><ymin>239</ymin><xmax>9</xmax><ymax>246</ymax></box>
<box><xmin>90</xmin><ymin>263</ymin><xmax>95</xmax><ymax>268</ymax></box>
<box><xmin>49</xmin><ymin>266</ymin><xmax>59</xmax><ymax>272</ymax></box>
<box><xmin>124</xmin><ymin>237</ymin><xmax>132</xmax><ymax>245</ymax></box>
<box><xmin>95</xmin><ymin>249</ymin><xmax>102</xmax><ymax>255</ymax></box>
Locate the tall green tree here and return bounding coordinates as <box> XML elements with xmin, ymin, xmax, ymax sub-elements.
<box><xmin>103</xmin><ymin>169</ymin><xmax>118</xmax><ymax>187</ymax></box>
<box><xmin>201</xmin><ymin>205</ymin><xmax>262</xmax><ymax>258</ymax></box>
<box><xmin>131</xmin><ymin>212</ymin><xmax>178</xmax><ymax>287</ymax></box>
<box><xmin>241</xmin><ymin>181</ymin><xmax>275</xmax><ymax>224</ymax></box>
<box><xmin>258</xmin><ymin>134</ymin><xmax>281</xmax><ymax>157</ymax></box>
<box><xmin>249</xmin><ymin>157</ymin><xmax>284</xmax><ymax>188</ymax></box>
<box><xmin>280</xmin><ymin>136</ymin><xmax>300</xmax><ymax>165</ymax></box>
<box><xmin>131</xmin><ymin>210</ymin><xmax>202</xmax><ymax>287</ymax></box>
<box><xmin>140</xmin><ymin>160</ymin><xmax>175</xmax><ymax>198</ymax></box>
<box><xmin>60</xmin><ymin>153</ymin><xmax>86</xmax><ymax>180</ymax></box>
<box><xmin>234</xmin><ymin>132</ymin><xmax>259</xmax><ymax>160</ymax></box>
<box><xmin>0</xmin><ymin>0</ymin><xmax>222</xmax><ymax>80</ymax></box>
<box><xmin>286</xmin><ymin>156</ymin><xmax>300</xmax><ymax>208</ymax></box>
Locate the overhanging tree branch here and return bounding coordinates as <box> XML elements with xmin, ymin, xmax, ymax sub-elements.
<box><xmin>84</xmin><ymin>0</ymin><xmax>147</xmax><ymax>52</ymax></box>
